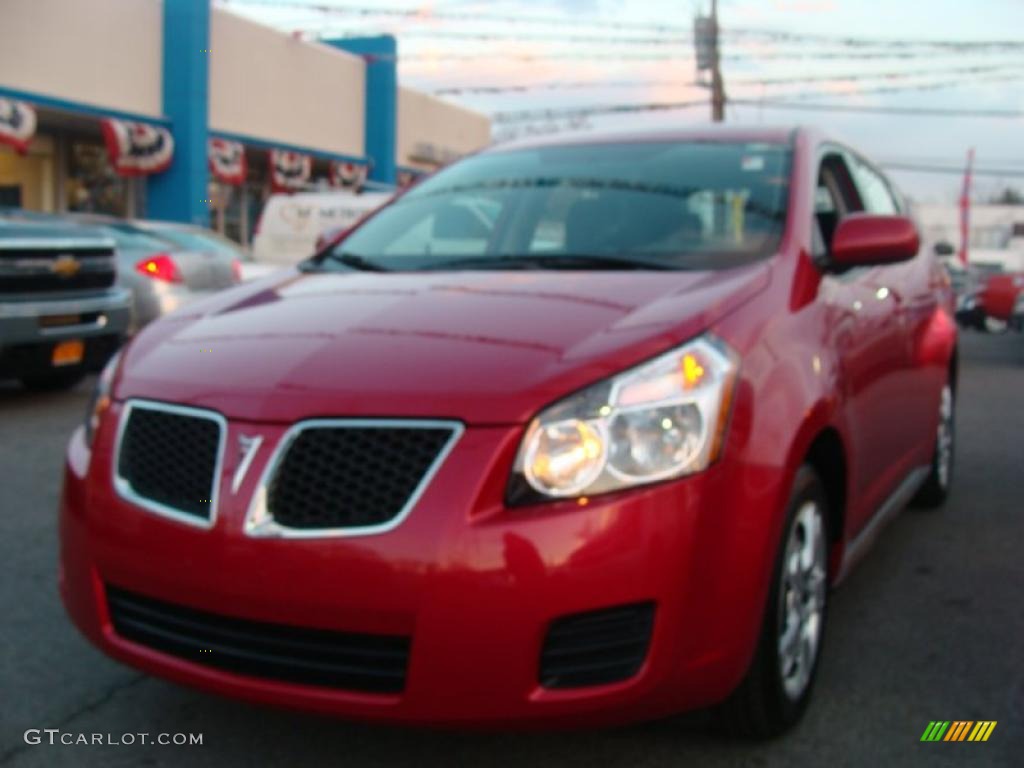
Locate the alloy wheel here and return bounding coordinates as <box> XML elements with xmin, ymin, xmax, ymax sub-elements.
<box><xmin>936</xmin><ymin>384</ymin><xmax>954</xmax><ymax>490</ymax></box>
<box><xmin>777</xmin><ymin>500</ymin><xmax>827</xmax><ymax>701</ymax></box>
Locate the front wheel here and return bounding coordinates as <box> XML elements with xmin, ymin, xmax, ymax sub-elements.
<box><xmin>721</xmin><ymin>466</ymin><xmax>829</xmax><ymax>738</ymax></box>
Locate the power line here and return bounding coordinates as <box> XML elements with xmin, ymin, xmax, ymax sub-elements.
<box><xmin>221</xmin><ymin>0</ymin><xmax>1024</xmax><ymax>52</ymax></box>
<box><xmin>399</xmin><ymin>47</ymin><xmax>1023</xmax><ymax>63</ymax></box>
<box><xmin>313</xmin><ymin>29</ymin><xmax>693</xmax><ymax>46</ymax></box>
<box><xmin>393</xmin><ymin>38</ymin><xmax>1024</xmax><ymax>63</ymax></box>
<box><xmin>734</xmin><ymin>63</ymin><xmax>1024</xmax><ymax>86</ymax></box>
<box><xmin>490</xmin><ymin>91</ymin><xmax>1024</xmax><ymax>124</ymax></box>
<box><xmin>430</xmin><ymin>63</ymin><xmax>1024</xmax><ymax>96</ymax></box>
<box><xmin>734</xmin><ymin>99</ymin><xmax>1024</xmax><ymax>118</ymax></box>
<box><xmin>880</xmin><ymin>162</ymin><xmax>1024</xmax><ymax>178</ymax></box>
<box><xmin>491</xmin><ymin>100</ymin><xmax>708</xmax><ymax>124</ymax></box>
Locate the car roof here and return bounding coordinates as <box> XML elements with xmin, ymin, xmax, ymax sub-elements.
<box><xmin>486</xmin><ymin>125</ymin><xmax>807</xmax><ymax>154</ymax></box>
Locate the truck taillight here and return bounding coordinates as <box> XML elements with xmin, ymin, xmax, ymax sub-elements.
<box><xmin>135</xmin><ymin>253</ymin><xmax>182</xmax><ymax>283</ymax></box>
<box><xmin>231</xmin><ymin>259</ymin><xmax>243</xmax><ymax>283</ymax></box>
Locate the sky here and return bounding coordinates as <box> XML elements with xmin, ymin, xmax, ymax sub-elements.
<box><xmin>226</xmin><ymin>0</ymin><xmax>1024</xmax><ymax>202</ymax></box>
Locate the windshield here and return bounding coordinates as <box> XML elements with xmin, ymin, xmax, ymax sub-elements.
<box><xmin>329</xmin><ymin>140</ymin><xmax>791</xmax><ymax>271</ymax></box>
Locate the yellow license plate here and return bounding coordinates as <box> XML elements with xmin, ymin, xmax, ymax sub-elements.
<box><xmin>52</xmin><ymin>339</ymin><xmax>85</xmax><ymax>367</ymax></box>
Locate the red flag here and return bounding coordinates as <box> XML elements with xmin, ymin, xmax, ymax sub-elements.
<box><xmin>958</xmin><ymin>148</ymin><xmax>974</xmax><ymax>267</ymax></box>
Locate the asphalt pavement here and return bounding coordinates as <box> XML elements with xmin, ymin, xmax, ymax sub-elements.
<box><xmin>1</xmin><ymin>332</ymin><xmax>1021</xmax><ymax>768</ymax></box>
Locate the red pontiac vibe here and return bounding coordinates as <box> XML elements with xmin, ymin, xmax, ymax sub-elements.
<box><xmin>60</xmin><ymin>127</ymin><xmax>958</xmax><ymax>737</ymax></box>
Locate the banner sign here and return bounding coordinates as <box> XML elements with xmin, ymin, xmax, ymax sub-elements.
<box><xmin>0</xmin><ymin>98</ymin><xmax>37</xmax><ymax>154</ymax></box>
<box><xmin>100</xmin><ymin>119</ymin><xmax>174</xmax><ymax>176</ymax></box>
<box><xmin>330</xmin><ymin>160</ymin><xmax>370</xmax><ymax>191</ymax></box>
<box><xmin>397</xmin><ymin>168</ymin><xmax>425</xmax><ymax>189</ymax></box>
<box><xmin>269</xmin><ymin>150</ymin><xmax>311</xmax><ymax>192</ymax></box>
<box><xmin>208</xmin><ymin>138</ymin><xmax>247</xmax><ymax>185</ymax></box>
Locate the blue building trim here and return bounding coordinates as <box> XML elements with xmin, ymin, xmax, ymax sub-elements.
<box><xmin>324</xmin><ymin>35</ymin><xmax>397</xmax><ymax>186</ymax></box>
<box><xmin>147</xmin><ymin>0</ymin><xmax>209</xmax><ymax>225</ymax></box>
<box><xmin>0</xmin><ymin>85</ymin><xmax>170</xmax><ymax>126</ymax></box>
<box><xmin>210</xmin><ymin>130</ymin><xmax>370</xmax><ymax>166</ymax></box>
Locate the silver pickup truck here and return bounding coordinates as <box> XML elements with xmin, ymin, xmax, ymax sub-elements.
<box><xmin>0</xmin><ymin>219</ymin><xmax>131</xmax><ymax>390</ymax></box>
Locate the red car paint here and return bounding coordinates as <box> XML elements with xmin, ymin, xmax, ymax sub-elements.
<box><xmin>59</xmin><ymin>127</ymin><xmax>957</xmax><ymax>727</ymax></box>
<box><xmin>980</xmin><ymin>272</ymin><xmax>1024</xmax><ymax>322</ymax></box>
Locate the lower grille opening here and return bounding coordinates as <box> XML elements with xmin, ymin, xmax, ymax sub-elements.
<box><xmin>539</xmin><ymin>602</ymin><xmax>655</xmax><ymax>689</ymax></box>
<box><xmin>106</xmin><ymin>585</ymin><xmax>410</xmax><ymax>694</ymax></box>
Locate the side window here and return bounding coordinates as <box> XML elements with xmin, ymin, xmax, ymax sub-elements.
<box><xmin>850</xmin><ymin>158</ymin><xmax>899</xmax><ymax>215</ymax></box>
<box><xmin>814</xmin><ymin>153</ymin><xmax>860</xmax><ymax>259</ymax></box>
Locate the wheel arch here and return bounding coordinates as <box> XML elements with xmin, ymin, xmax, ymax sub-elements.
<box><xmin>802</xmin><ymin>427</ymin><xmax>848</xmax><ymax>581</ymax></box>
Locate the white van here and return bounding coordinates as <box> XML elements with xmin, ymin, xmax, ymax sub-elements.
<box><xmin>251</xmin><ymin>190</ymin><xmax>393</xmax><ymax>267</ymax></box>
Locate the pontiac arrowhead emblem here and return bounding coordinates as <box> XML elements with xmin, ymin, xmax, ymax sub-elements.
<box><xmin>232</xmin><ymin>434</ymin><xmax>263</xmax><ymax>493</ymax></box>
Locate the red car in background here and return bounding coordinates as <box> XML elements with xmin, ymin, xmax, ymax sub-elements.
<box><xmin>59</xmin><ymin>127</ymin><xmax>957</xmax><ymax>738</ymax></box>
<box><xmin>980</xmin><ymin>272</ymin><xmax>1024</xmax><ymax>331</ymax></box>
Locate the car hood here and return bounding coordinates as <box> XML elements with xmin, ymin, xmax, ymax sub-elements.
<box><xmin>117</xmin><ymin>265</ymin><xmax>770</xmax><ymax>425</ymax></box>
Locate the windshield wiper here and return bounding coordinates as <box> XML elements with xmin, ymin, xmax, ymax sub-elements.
<box><xmin>419</xmin><ymin>254</ymin><xmax>676</xmax><ymax>271</ymax></box>
<box><xmin>311</xmin><ymin>251</ymin><xmax>391</xmax><ymax>272</ymax></box>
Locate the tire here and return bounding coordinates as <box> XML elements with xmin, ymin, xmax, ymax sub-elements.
<box><xmin>19</xmin><ymin>370</ymin><xmax>87</xmax><ymax>392</ymax></box>
<box><xmin>721</xmin><ymin>466</ymin><xmax>829</xmax><ymax>739</ymax></box>
<box><xmin>983</xmin><ymin>316</ymin><xmax>1007</xmax><ymax>334</ymax></box>
<box><xmin>911</xmin><ymin>381</ymin><xmax>955</xmax><ymax>508</ymax></box>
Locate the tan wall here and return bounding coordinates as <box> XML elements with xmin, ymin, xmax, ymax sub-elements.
<box><xmin>0</xmin><ymin>138</ymin><xmax>55</xmax><ymax>212</ymax></box>
<box><xmin>209</xmin><ymin>10</ymin><xmax>365</xmax><ymax>157</ymax></box>
<box><xmin>397</xmin><ymin>87</ymin><xmax>491</xmax><ymax>171</ymax></box>
<box><xmin>0</xmin><ymin>0</ymin><xmax>162</xmax><ymax>117</ymax></box>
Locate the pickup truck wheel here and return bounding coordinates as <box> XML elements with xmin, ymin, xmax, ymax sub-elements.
<box><xmin>912</xmin><ymin>382</ymin><xmax>954</xmax><ymax>508</ymax></box>
<box><xmin>20</xmin><ymin>370</ymin><xmax>87</xmax><ymax>391</ymax></box>
<box><xmin>721</xmin><ymin>466</ymin><xmax>829</xmax><ymax>739</ymax></box>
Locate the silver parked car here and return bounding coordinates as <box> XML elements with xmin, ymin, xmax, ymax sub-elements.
<box><xmin>0</xmin><ymin>209</ymin><xmax>243</xmax><ymax>332</ymax></box>
<box><xmin>66</xmin><ymin>216</ymin><xmax>242</xmax><ymax>331</ymax></box>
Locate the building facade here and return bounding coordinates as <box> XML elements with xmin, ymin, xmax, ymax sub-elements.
<box><xmin>0</xmin><ymin>0</ymin><xmax>491</xmax><ymax>244</ymax></box>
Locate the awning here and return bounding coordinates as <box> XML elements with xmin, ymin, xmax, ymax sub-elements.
<box><xmin>269</xmin><ymin>149</ymin><xmax>311</xmax><ymax>192</ymax></box>
<box><xmin>209</xmin><ymin>138</ymin><xmax>247</xmax><ymax>185</ymax></box>
<box><xmin>100</xmin><ymin>118</ymin><xmax>174</xmax><ymax>176</ymax></box>
<box><xmin>0</xmin><ymin>98</ymin><xmax>37</xmax><ymax>154</ymax></box>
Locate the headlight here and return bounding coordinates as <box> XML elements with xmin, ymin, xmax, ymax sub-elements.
<box><xmin>509</xmin><ymin>335</ymin><xmax>739</xmax><ymax>503</ymax></box>
<box><xmin>84</xmin><ymin>350</ymin><xmax>122</xmax><ymax>445</ymax></box>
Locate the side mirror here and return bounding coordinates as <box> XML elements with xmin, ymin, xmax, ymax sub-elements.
<box><xmin>830</xmin><ymin>213</ymin><xmax>919</xmax><ymax>269</ymax></box>
<box><xmin>934</xmin><ymin>240</ymin><xmax>956</xmax><ymax>257</ymax></box>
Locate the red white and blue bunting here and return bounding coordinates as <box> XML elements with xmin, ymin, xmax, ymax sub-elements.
<box><xmin>397</xmin><ymin>167</ymin><xmax>425</xmax><ymax>189</ymax></box>
<box><xmin>100</xmin><ymin>119</ymin><xmax>174</xmax><ymax>176</ymax></box>
<box><xmin>0</xmin><ymin>98</ymin><xmax>37</xmax><ymax>154</ymax></box>
<box><xmin>208</xmin><ymin>138</ymin><xmax>247</xmax><ymax>185</ymax></box>
<box><xmin>269</xmin><ymin>150</ymin><xmax>311</xmax><ymax>192</ymax></box>
<box><xmin>330</xmin><ymin>159</ymin><xmax>370</xmax><ymax>191</ymax></box>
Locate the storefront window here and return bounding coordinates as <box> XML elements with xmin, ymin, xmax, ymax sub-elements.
<box><xmin>66</xmin><ymin>139</ymin><xmax>134</xmax><ymax>216</ymax></box>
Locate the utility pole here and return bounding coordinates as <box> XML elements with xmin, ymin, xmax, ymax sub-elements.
<box><xmin>694</xmin><ymin>1</ymin><xmax>726</xmax><ymax>122</ymax></box>
<box><xmin>710</xmin><ymin>0</ymin><xmax>725</xmax><ymax>122</ymax></box>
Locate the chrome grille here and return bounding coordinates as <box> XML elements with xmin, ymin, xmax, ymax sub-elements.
<box><xmin>114</xmin><ymin>400</ymin><xmax>226</xmax><ymax>527</ymax></box>
<box><xmin>247</xmin><ymin>419</ymin><xmax>462</xmax><ymax>537</ymax></box>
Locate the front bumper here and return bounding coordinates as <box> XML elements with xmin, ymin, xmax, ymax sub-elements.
<box><xmin>126</xmin><ymin>277</ymin><xmax>220</xmax><ymax>332</ymax></box>
<box><xmin>0</xmin><ymin>289</ymin><xmax>130</xmax><ymax>377</ymax></box>
<box><xmin>59</xmin><ymin>404</ymin><xmax>785</xmax><ymax>727</ymax></box>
